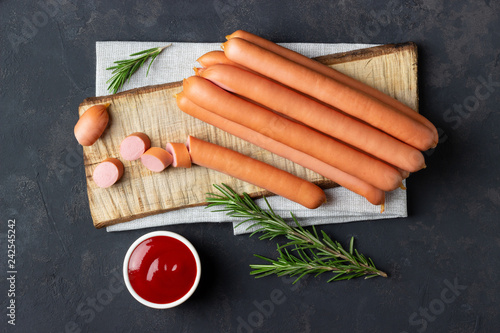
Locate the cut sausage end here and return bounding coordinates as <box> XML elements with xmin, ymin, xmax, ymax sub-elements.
<box><xmin>74</xmin><ymin>104</ymin><xmax>110</xmax><ymax>146</ymax></box>
<box><xmin>141</xmin><ymin>147</ymin><xmax>173</xmax><ymax>172</ymax></box>
<box><xmin>120</xmin><ymin>132</ymin><xmax>151</xmax><ymax>161</ymax></box>
<box><xmin>166</xmin><ymin>142</ymin><xmax>192</xmax><ymax>168</ymax></box>
<box><xmin>93</xmin><ymin>158</ymin><xmax>124</xmax><ymax>188</ymax></box>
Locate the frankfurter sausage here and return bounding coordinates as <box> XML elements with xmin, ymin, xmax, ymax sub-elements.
<box><xmin>199</xmin><ymin>64</ymin><xmax>425</xmax><ymax>172</ymax></box>
<box><xmin>226</xmin><ymin>30</ymin><xmax>438</xmax><ymax>144</ymax></box>
<box><xmin>222</xmin><ymin>38</ymin><xmax>437</xmax><ymax>151</ymax></box>
<box><xmin>182</xmin><ymin>76</ymin><xmax>402</xmax><ymax>191</ymax></box>
<box><xmin>177</xmin><ymin>92</ymin><xmax>385</xmax><ymax>205</ymax></box>
<box><xmin>186</xmin><ymin>135</ymin><xmax>326</xmax><ymax>209</ymax></box>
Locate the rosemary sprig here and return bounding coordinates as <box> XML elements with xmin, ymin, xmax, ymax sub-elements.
<box><xmin>106</xmin><ymin>44</ymin><xmax>171</xmax><ymax>94</ymax></box>
<box><xmin>206</xmin><ymin>184</ymin><xmax>387</xmax><ymax>283</ymax></box>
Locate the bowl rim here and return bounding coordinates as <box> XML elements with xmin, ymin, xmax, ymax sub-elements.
<box><xmin>122</xmin><ymin>230</ymin><xmax>201</xmax><ymax>309</ymax></box>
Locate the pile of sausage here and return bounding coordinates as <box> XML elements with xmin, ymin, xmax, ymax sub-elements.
<box><xmin>176</xmin><ymin>30</ymin><xmax>438</xmax><ymax>210</ymax></box>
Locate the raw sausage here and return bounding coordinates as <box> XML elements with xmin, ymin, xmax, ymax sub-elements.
<box><xmin>226</xmin><ymin>29</ymin><xmax>438</xmax><ymax>144</ymax></box>
<box><xmin>120</xmin><ymin>132</ymin><xmax>151</xmax><ymax>161</ymax></box>
<box><xmin>186</xmin><ymin>135</ymin><xmax>326</xmax><ymax>209</ymax></box>
<box><xmin>177</xmin><ymin>92</ymin><xmax>385</xmax><ymax>205</ymax></box>
<box><xmin>93</xmin><ymin>158</ymin><xmax>124</xmax><ymax>188</ymax></box>
<box><xmin>222</xmin><ymin>38</ymin><xmax>437</xmax><ymax>151</ymax></box>
<box><xmin>141</xmin><ymin>147</ymin><xmax>173</xmax><ymax>172</ymax></box>
<box><xmin>182</xmin><ymin>76</ymin><xmax>402</xmax><ymax>192</ymax></box>
<box><xmin>199</xmin><ymin>64</ymin><xmax>425</xmax><ymax>172</ymax></box>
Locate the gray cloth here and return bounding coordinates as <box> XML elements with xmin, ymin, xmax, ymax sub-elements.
<box><xmin>95</xmin><ymin>41</ymin><xmax>407</xmax><ymax>235</ymax></box>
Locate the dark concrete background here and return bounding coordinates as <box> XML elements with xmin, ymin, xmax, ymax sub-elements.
<box><xmin>1</xmin><ymin>0</ymin><xmax>499</xmax><ymax>332</ymax></box>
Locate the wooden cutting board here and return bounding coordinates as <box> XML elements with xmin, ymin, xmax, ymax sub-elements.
<box><xmin>79</xmin><ymin>42</ymin><xmax>418</xmax><ymax>229</ymax></box>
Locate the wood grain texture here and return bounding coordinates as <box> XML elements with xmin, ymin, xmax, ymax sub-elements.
<box><xmin>79</xmin><ymin>42</ymin><xmax>418</xmax><ymax>228</ymax></box>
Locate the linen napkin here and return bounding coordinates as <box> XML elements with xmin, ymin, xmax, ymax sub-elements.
<box><xmin>97</xmin><ymin>41</ymin><xmax>407</xmax><ymax>235</ymax></box>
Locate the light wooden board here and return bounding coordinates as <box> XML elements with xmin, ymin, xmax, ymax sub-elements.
<box><xmin>79</xmin><ymin>42</ymin><xmax>418</xmax><ymax>228</ymax></box>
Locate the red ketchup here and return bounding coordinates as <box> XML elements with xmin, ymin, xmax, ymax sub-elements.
<box><xmin>127</xmin><ymin>236</ymin><xmax>197</xmax><ymax>304</ymax></box>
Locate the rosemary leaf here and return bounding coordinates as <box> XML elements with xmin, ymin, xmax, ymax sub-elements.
<box><xmin>206</xmin><ymin>183</ymin><xmax>388</xmax><ymax>283</ymax></box>
<box><xmin>106</xmin><ymin>44</ymin><xmax>171</xmax><ymax>94</ymax></box>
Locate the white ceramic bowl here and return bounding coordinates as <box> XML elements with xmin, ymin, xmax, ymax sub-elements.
<box><xmin>123</xmin><ymin>231</ymin><xmax>201</xmax><ymax>309</ymax></box>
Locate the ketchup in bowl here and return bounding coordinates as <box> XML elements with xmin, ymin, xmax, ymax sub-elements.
<box><xmin>123</xmin><ymin>231</ymin><xmax>201</xmax><ymax>308</ymax></box>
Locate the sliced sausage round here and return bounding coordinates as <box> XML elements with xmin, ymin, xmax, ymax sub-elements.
<box><xmin>93</xmin><ymin>158</ymin><xmax>124</xmax><ymax>188</ymax></box>
<box><xmin>140</xmin><ymin>147</ymin><xmax>173</xmax><ymax>172</ymax></box>
<box><xmin>120</xmin><ymin>132</ymin><xmax>151</xmax><ymax>161</ymax></box>
<box><xmin>165</xmin><ymin>142</ymin><xmax>192</xmax><ymax>168</ymax></box>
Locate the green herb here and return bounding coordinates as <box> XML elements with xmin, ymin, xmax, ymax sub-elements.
<box><xmin>106</xmin><ymin>44</ymin><xmax>171</xmax><ymax>94</ymax></box>
<box><xmin>206</xmin><ymin>184</ymin><xmax>387</xmax><ymax>283</ymax></box>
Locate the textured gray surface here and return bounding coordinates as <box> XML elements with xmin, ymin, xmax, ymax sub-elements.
<box><xmin>1</xmin><ymin>0</ymin><xmax>499</xmax><ymax>332</ymax></box>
